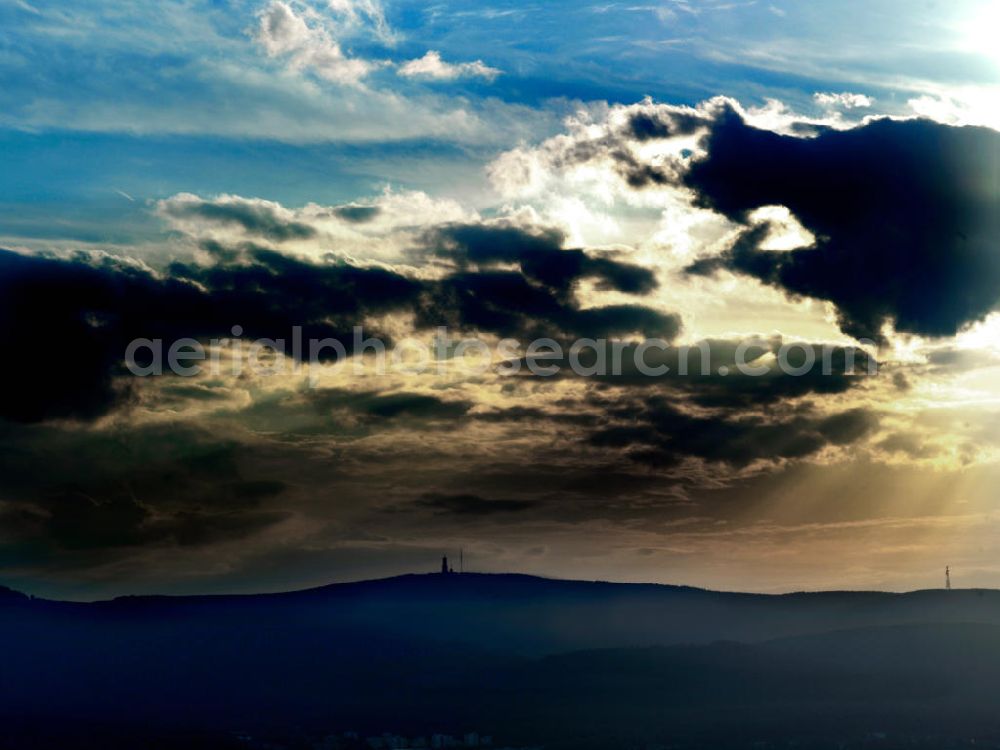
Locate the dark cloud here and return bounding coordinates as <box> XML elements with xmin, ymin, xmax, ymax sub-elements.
<box><xmin>329</xmin><ymin>204</ymin><xmax>381</xmax><ymax>223</ymax></box>
<box><xmin>529</xmin><ymin>104</ymin><xmax>709</xmax><ymax>189</ymax></box>
<box><xmin>682</xmin><ymin>108</ymin><xmax>1000</xmax><ymax>341</ymax></box>
<box><xmin>36</xmin><ymin>491</ymin><xmax>287</xmax><ymax>551</ymax></box>
<box><xmin>424</xmin><ymin>223</ymin><xmax>658</xmax><ymax>295</ymax></box>
<box><xmin>613</xmin><ymin>150</ymin><xmax>674</xmax><ymax>188</ymax></box>
<box><xmin>510</xmin><ymin>337</ymin><xmax>875</xmax><ymax>408</ymax></box>
<box><xmin>0</xmin><ymin>247</ymin><xmax>421</xmax><ymax>423</ymax></box>
<box><xmin>472</xmin><ymin>406</ymin><xmax>599</xmax><ymax>426</ymax></box>
<box><xmin>159</xmin><ymin>383</ymin><xmax>234</xmax><ymax>403</ymax></box>
<box><xmin>925</xmin><ymin>347</ymin><xmax>1000</xmax><ymax>373</ymax></box>
<box><xmin>0</xmin><ymin>218</ymin><xmax>678</xmax><ymax>424</ymax></box>
<box><xmin>891</xmin><ymin>372</ymin><xmax>911</xmax><ymax>391</ymax></box>
<box><xmin>159</xmin><ymin>198</ymin><xmax>317</xmax><ymax>241</ymax></box>
<box><xmin>307</xmin><ymin>390</ymin><xmax>473</xmax><ymax>422</ymax></box>
<box><xmin>627</xmin><ymin>110</ymin><xmax>709</xmax><ymax>141</ymax></box>
<box><xmin>298</xmin><ymin>388</ymin><xmax>472</xmax><ymax>420</ymax></box>
<box><xmin>362</xmin><ymin>393</ymin><xmax>470</xmax><ymax>420</ymax></box>
<box><xmin>415</xmin><ymin>493</ymin><xmax>537</xmax><ymax>516</ymax></box>
<box><xmin>588</xmin><ymin>396</ymin><xmax>878</xmax><ymax>468</ymax></box>
<box><xmin>877</xmin><ymin>432</ymin><xmax>936</xmax><ymax>459</ymax></box>
<box><xmin>232</xmin><ymin>389</ymin><xmax>474</xmax><ymax>440</ymax></box>
<box><xmin>421</xmin><ymin>270</ymin><xmax>679</xmax><ymax>339</ymax></box>
<box><xmin>816</xmin><ymin>409</ymin><xmax>880</xmax><ymax>445</ymax></box>
<box><xmin>0</xmin><ymin>423</ymin><xmax>291</xmax><ymax>555</ymax></box>
<box><xmin>0</xmin><ymin>251</ymin><xmax>131</xmax><ymax>423</ymax></box>
<box><xmin>657</xmin><ymin>341</ymin><xmax>873</xmax><ymax>410</ymax></box>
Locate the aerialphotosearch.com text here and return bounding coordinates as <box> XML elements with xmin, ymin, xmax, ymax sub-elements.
<box><xmin>124</xmin><ymin>326</ymin><xmax>878</xmax><ymax>383</ymax></box>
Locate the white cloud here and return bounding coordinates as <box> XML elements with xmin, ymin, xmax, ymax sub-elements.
<box><xmin>254</xmin><ymin>0</ymin><xmax>380</xmax><ymax>86</ymax></box>
<box><xmin>397</xmin><ymin>50</ymin><xmax>501</xmax><ymax>82</ymax></box>
<box><xmin>906</xmin><ymin>88</ymin><xmax>1000</xmax><ymax>130</ymax></box>
<box><xmin>814</xmin><ymin>91</ymin><xmax>874</xmax><ymax>109</ymax></box>
<box><xmin>487</xmin><ymin>97</ymin><xmax>724</xmax><ymax>204</ymax></box>
<box><xmin>254</xmin><ymin>3</ymin><xmax>500</xmax><ymax>87</ymax></box>
<box><xmin>742</xmin><ymin>97</ymin><xmax>870</xmax><ymax>134</ymax></box>
<box><xmin>254</xmin><ymin>1</ymin><xmax>311</xmax><ymax>56</ymax></box>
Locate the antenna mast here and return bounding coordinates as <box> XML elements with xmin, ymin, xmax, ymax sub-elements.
<box><xmin>460</xmin><ymin>547</ymin><xmax>464</xmax><ymax>574</ymax></box>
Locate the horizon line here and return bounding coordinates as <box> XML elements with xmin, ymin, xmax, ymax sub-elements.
<box><xmin>1</xmin><ymin>569</ymin><xmax>976</xmax><ymax>605</ymax></box>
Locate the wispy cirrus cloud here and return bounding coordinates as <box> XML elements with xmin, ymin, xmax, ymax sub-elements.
<box><xmin>0</xmin><ymin>0</ymin><xmax>532</xmax><ymax>146</ymax></box>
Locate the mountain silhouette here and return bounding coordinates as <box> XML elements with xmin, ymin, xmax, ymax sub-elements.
<box><xmin>4</xmin><ymin>573</ymin><xmax>1000</xmax><ymax>749</ymax></box>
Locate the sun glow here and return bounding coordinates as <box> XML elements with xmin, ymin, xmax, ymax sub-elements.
<box><xmin>960</xmin><ymin>2</ymin><xmax>1000</xmax><ymax>71</ymax></box>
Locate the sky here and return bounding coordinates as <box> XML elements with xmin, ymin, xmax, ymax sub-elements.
<box><xmin>2</xmin><ymin>0</ymin><xmax>1000</xmax><ymax>599</ymax></box>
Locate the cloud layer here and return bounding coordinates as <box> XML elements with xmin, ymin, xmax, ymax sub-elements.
<box><xmin>4</xmin><ymin>86</ymin><xmax>1000</xmax><ymax>596</ymax></box>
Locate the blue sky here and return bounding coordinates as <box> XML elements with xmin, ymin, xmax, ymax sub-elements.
<box><xmin>2</xmin><ymin>0</ymin><xmax>996</xmax><ymax>249</ymax></box>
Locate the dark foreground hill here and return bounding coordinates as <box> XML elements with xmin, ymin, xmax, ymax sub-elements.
<box><xmin>4</xmin><ymin>574</ymin><xmax>1000</xmax><ymax>749</ymax></box>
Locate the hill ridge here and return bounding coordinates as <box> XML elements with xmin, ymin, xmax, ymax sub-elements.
<box><xmin>6</xmin><ymin>570</ymin><xmax>992</xmax><ymax>605</ymax></box>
